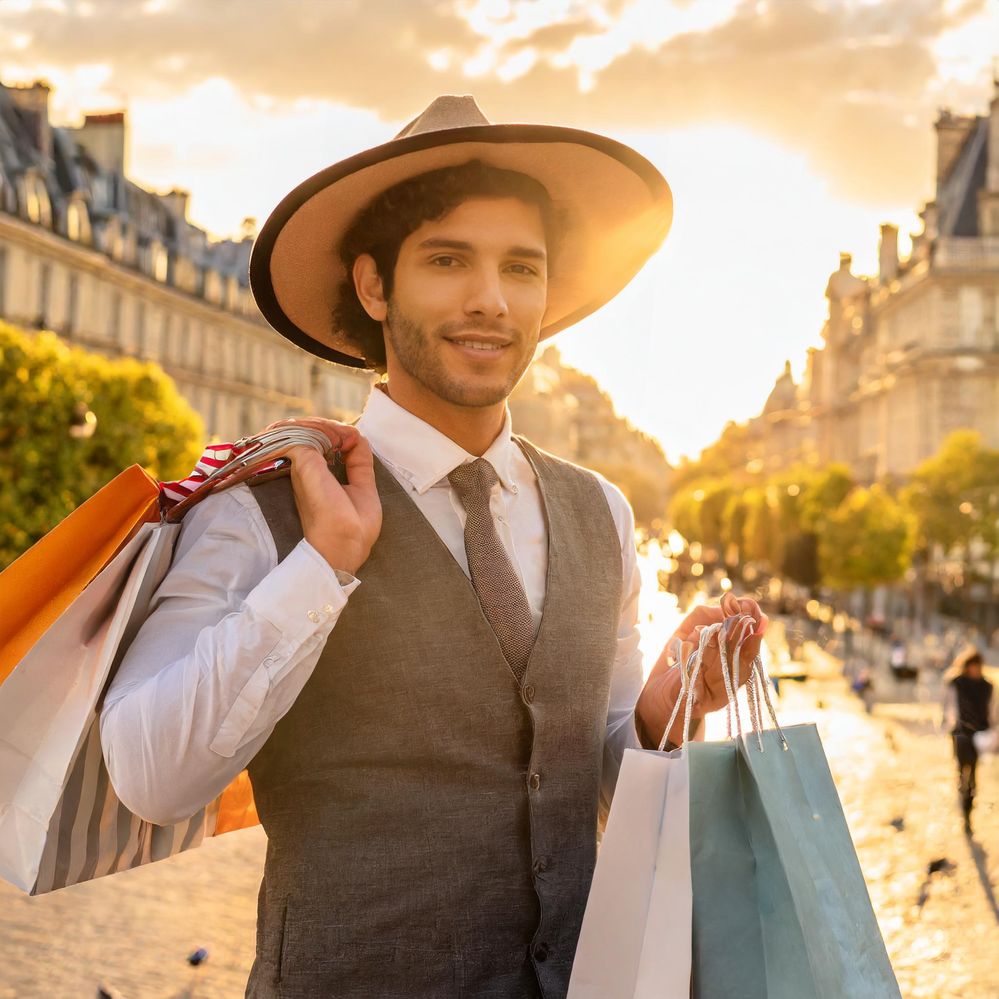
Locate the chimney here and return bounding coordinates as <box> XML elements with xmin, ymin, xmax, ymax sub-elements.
<box><xmin>162</xmin><ymin>188</ymin><xmax>190</xmax><ymax>220</ymax></box>
<box><xmin>9</xmin><ymin>81</ymin><xmax>52</xmax><ymax>160</ymax></box>
<box><xmin>75</xmin><ymin>111</ymin><xmax>127</xmax><ymax>175</ymax></box>
<box><xmin>934</xmin><ymin>108</ymin><xmax>977</xmax><ymax>193</ymax></box>
<box><xmin>878</xmin><ymin>224</ymin><xmax>899</xmax><ymax>283</ymax></box>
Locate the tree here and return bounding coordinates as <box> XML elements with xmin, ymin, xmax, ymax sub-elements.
<box><xmin>902</xmin><ymin>430</ymin><xmax>999</xmax><ymax>560</ymax></box>
<box><xmin>818</xmin><ymin>485</ymin><xmax>915</xmax><ymax>590</ymax></box>
<box><xmin>0</xmin><ymin>322</ymin><xmax>204</xmax><ymax>567</ymax></box>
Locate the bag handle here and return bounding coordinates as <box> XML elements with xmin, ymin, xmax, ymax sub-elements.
<box><xmin>656</xmin><ymin>615</ymin><xmax>788</xmax><ymax>753</ymax></box>
<box><xmin>163</xmin><ymin>426</ymin><xmax>334</xmax><ymax>523</ymax></box>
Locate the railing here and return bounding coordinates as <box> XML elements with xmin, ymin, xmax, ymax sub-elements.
<box><xmin>934</xmin><ymin>237</ymin><xmax>999</xmax><ymax>269</ymax></box>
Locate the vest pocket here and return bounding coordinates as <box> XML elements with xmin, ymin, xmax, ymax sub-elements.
<box><xmin>274</xmin><ymin>903</ymin><xmax>289</xmax><ymax>983</ymax></box>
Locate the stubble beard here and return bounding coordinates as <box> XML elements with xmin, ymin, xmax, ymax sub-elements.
<box><xmin>384</xmin><ymin>300</ymin><xmax>535</xmax><ymax>409</ymax></box>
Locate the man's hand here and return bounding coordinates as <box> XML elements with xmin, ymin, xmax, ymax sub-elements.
<box><xmin>267</xmin><ymin>418</ymin><xmax>382</xmax><ymax>576</ymax></box>
<box><xmin>636</xmin><ymin>592</ymin><xmax>769</xmax><ymax>749</ymax></box>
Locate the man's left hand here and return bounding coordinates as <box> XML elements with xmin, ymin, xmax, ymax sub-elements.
<box><xmin>635</xmin><ymin>592</ymin><xmax>768</xmax><ymax>749</ymax></box>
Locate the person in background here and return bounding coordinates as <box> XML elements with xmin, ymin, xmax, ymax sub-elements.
<box><xmin>944</xmin><ymin>646</ymin><xmax>995</xmax><ymax>834</ymax></box>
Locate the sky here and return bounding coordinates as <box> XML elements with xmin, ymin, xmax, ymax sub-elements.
<box><xmin>2</xmin><ymin>0</ymin><xmax>997</xmax><ymax>461</ymax></box>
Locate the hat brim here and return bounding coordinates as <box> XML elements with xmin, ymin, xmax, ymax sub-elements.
<box><xmin>249</xmin><ymin>123</ymin><xmax>673</xmax><ymax>368</ymax></box>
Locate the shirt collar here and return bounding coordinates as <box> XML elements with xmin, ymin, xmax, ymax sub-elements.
<box><xmin>356</xmin><ymin>385</ymin><xmax>518</xmax><ymax>495</ymax></box>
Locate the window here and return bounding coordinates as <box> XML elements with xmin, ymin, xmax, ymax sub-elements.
<box><xmin>67</xmin><ymin>275</ymin><xmax>79</xmax><ymax>336</ymax></box>
<box><xmin>37</xmin><ymin>262</ymin><xmax>51</xmax><ymax>328</ymax></box>
<box><xmin>110</xmin><ymin>292</ymin><xmax>122</xmax><ymax>346</ymax></box>
<box><xmin>135</xmin><ymin>302</ymin><xmax>146</xmax><ymax>356</ymax></box>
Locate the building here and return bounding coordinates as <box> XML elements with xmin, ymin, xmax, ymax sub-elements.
<box><xmin>0</xmin><ymin>79</ymin><xmax>372</xmax><ymax>442</ymax></box>
<box><xmin>0</xmin><ymin>76</ymin><xmax>669</xmax><ymax>519</ymax></box>
<box><xmin>746</xmin><ymin>79</ymin><xmax>999</xmax><ymax>481</ymax></box>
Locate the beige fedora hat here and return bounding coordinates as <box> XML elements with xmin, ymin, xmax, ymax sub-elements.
<box><xmin>249</xmin><ymin>95</ymin><xmax>673</xmax><ymax>368</ymax></box>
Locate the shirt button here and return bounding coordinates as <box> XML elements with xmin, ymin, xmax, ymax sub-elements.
<box><xmin>322</xmin><ymin>603</ymin><xmax>334</xmax><ymax>614</ymax></box>
<box><xmin>522</xmin><ymin>684</ymin><xmax>536</xmax><ymax>705</ymax></box>
<box><xmin>533</xmin><ymin>943</ymin><xmax>549</xmax><ymax>962</ymax></box>
<box><xmin>529</xmin><ymin>773</ymin><xmax>541</xmax><ymax>791</ymax></box>
<box><xmin>307</xmin><ymin>610</ymin><xmax>320</xmax><ymax>623</ymax></box>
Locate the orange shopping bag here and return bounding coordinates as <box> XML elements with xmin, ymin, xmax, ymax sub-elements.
<box><xmin>0</xmin><ymin>426</ymin><xmax>332</xmax><ymax>893</ymax></box>
<box><xmin>0</xmin><ymin>465</ymin><xmax>159</xmax><ymax>686</ymax></box>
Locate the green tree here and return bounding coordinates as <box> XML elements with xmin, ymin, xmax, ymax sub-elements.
<box><xmin>0</xmin><ymin>322</ymin><xmax>204</xmax><ymax>567</ymax></box>
<box><xmin>902</xmin><ymin>430</ymin><xmax>999</xmax><ymax>559</ymax></box>
<box><xmin>818</xmin><ymin>485</ymin><xmax>915</xmax><ymax>589</ymax></box>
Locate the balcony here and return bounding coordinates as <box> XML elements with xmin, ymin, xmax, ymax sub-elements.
<box><xmin>934</xmin><ymin>237</ymin><xmax>999</xmax><ymax>270</ymax></box>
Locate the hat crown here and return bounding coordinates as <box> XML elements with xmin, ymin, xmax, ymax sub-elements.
<box><xmin>394</xmin><ymin>95</ymin><xmax>491</xmax><ymax>139</ymax></box>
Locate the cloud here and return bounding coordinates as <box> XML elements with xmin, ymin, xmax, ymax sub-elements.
<box><xmin>2</xmin><ymin>0</ymin><xmax>994</xmax><ymax>206</ymax></box>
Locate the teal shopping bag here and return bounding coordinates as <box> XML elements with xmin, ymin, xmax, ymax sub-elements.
<box><xmin>687</xmin><ymin>724</ymin><xmax>900</xmax><ymax>999</ymax></box>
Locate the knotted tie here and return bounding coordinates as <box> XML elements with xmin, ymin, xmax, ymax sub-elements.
<box><xmin>448</xmin><ymin>459</ymin><xmax>535</xmax><ymax>680</ymax></box>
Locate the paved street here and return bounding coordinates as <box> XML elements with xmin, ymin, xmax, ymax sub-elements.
<box><xmin>0</xmin><ymin>643</ymin><xmax>996</xmax><ymax>996</ymax></box>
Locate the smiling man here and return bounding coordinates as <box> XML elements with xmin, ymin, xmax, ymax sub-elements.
<box><xmin>101</xmin><ymin>96</ymin><xmax>766</xmax><ymax>998</ymax></box>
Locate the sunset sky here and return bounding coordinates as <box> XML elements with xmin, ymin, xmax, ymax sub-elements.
<box><xmin>2</xmin><ymin>0</ymin><xmax>997</xmax><ymax>461</ymax></box>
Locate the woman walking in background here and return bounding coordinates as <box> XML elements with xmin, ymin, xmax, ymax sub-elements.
<box><xmin>944</xmin><ymin>647</ymin><xmax>995</xmax><ymax>834</ymax></box>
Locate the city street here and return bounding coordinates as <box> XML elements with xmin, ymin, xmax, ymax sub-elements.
<box><xmin>0</xmin><ymin>643</ymin><xmax>996</xmax><ymax>996</ymax></box>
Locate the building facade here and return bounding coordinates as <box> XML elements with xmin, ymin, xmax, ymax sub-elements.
<box><xmin>0</xmin><ymin>79</ymin><xmax>372</xmax><ymax>442</ymax></box>
<box><xmin>0</xmin><ymin>77</ymin><xmax>670</xmax><ymax>522</ymax></box>
<box><xmin>747</xmin><ymin>80</ymin><xmax>999</xmax><ymax>482</ymax></box>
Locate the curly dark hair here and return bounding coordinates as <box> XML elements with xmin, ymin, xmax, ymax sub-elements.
<box><xmin>333</xmin><ymin>160</ymin><xmax>562</xmax><ymax>372</ymax></box>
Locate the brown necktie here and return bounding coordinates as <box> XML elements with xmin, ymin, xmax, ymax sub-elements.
<box><xmin>448</xmin><ymin>459</ymin><xmax>535</xmax><ymax>680</ymax></box>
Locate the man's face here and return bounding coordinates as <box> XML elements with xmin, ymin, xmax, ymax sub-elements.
<box><xmin>382</xmin><ymin>196</ymin><xmax>548</xmax><ymax>409</ymax></box>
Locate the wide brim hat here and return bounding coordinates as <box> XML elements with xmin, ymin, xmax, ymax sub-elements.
<box><xmin>249</xmin><ymin>95</ymin><xmax>673</xmax><ymax>368</ymax></box>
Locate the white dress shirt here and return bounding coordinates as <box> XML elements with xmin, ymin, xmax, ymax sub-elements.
<box><xmin>100</xmin><ymin>387</ymin><xmax>645</xmax><ymax>827</ymax></box>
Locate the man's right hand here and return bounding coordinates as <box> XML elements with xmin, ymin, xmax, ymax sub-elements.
<box><xmin>270</xmin><ymin>418</ymin><xmax>382</xmax><ymax>576</ymax></box>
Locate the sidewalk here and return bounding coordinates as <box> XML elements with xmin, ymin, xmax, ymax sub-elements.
<box><xmin>0</xmin><ymin>660</ymin><xmax>995</xmax><ymax>996</ymax></box>
<box><xmin>768</xmin><ymin>653</ymin><xmax>999</xmax><ymax>999</ymax></box>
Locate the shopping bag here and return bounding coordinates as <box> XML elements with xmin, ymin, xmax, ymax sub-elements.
<box><xmin>567</xmin><ymin>748</ymin><xmax>692</xmax><ymax>998</ymax></box>
<box><xmin>567</xmin><ymin>628</ymin><xmax>727</xmax><ymax>998</ymax></box>
<box><xmin>0</xmin><ymin>464</ymin><xmax>160</xmax><ymax>685</ymax></box>
<box><xmin>0</xmin><ymin>426</ymin><xmax>332</xmax><ymax>894</ymax></box>
<box><xmin>687</xmin><ymin>641</ymin><xmax>901</xmax><ymax>997</ymax></box>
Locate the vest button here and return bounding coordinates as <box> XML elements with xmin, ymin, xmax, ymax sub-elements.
<box><xmin>532</xmin><ymin>856</ymin><xmax>549</xmax><ymax>874</ymax></box>
<box><xmin>529</xmin><ymin>772</ymin><xmax>541</xmax><ymax>791</ymax></box>
<box><xmin>522</xmin><ymin>684</ymin><xmax>536</xmax><ymax>704</ymax></box>
<box><xmin>533</xmin><ymin>943</ymin><xmax>550</xmax><ymax>962</ymax></box>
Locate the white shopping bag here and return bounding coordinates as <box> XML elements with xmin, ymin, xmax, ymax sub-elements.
<box><xmin>0</xmin><ymin>521</ymin><xmax>178</xmax><ymax>892</ymax></box>
<box><xmin>567</xmin><ymin>746</ymin><xmax>692</xmax><ymax>999</ymax></box>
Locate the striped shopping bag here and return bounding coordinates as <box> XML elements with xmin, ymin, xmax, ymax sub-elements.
<box><xmin>0</xmin><ymin>426</ymin><xmax>329</xmax><ymax>894</ymax></box>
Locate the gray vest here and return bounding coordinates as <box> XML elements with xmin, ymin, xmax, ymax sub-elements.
<box><xmin>244</xmin><ymin>438</ymin><xmax>622</xmax><ymax>998</ymax></box>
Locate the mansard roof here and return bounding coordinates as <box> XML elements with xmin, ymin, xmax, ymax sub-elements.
<box><xmin>0</xmin><ymin>78</ymin><xmax>252</xmax><ymax>289</ymax></box>
<box><xmin>937</xmin><ymin>116</ymin><xmax>988</xmax><ymax>238</ymax></box>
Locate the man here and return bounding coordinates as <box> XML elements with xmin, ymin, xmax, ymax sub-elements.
<box><xmin>101</xmin><ymin>96</ymin><xmax>766</xmax><ymax>998</ymax></box>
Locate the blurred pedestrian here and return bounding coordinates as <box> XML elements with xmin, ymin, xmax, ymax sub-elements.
<box><xmin>943</xmin><ymin>646</ymin><xmax>995</xmax><ymax>834</ymax></box>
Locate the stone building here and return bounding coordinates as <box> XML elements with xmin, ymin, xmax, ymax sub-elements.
<box><xmin>0</xmin><ymin>79</ymin><xmax>372</xmax><ymax>442</ymax></box>
<box><xmin>0</xmin><ymin>76</ymin><xmax>669</xmax><ymax>519</ymax></box>
<box><xmin>747</xmin><ymin>80</ymin><xmax>999</xmax><ymax>482</ymax></box>
<box><xmin>510</xmin><ymin>347</ymin><xmax>672</xmax><ymax>524</ymax></box>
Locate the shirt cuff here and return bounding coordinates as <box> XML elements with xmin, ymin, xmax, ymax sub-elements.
<box><xmin>244</xmin><ymin>538</ymin><xmax>359</xmax><ymax>643</ymax></box>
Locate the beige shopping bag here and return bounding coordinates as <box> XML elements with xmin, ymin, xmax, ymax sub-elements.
<box><xmin>0</xmin><ymin>426</ymin><xmax>332</xmax><ymax>894</ymax></box>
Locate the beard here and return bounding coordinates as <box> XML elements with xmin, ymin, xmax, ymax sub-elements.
<box><xmin>384</xmin><ymin>300</ymin><xmax>536</xmax><ymax>408</ymax></box>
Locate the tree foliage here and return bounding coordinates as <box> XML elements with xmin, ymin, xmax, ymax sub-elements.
<box><xmin>0</xmin><ymin>321</ymin><xmax>204</xmax><ymax>567</ymax></box>
<box><xmin>817</xmin><ymin>485</ymin><xmax>915</xmax><ymax>590</ymax></box>
<box><xmin>902</xmin><ymin>430</ymin><xmax>999</xmax><ymax>561</ymax></box>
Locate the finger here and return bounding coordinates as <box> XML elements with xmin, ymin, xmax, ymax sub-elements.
<box><xmin>732</xmin><ymin>596</ymin><xmax>770</xmax><ymax>636</ymax></box>
<box><xmin>720</xmin><ymin>592</ymin><xmax>741</xmax><ymax>618</ymax></box>
<box><xmin>665</xmin><ymin>604</ymin><xmax>725</xmax><ymax>650</ymax></box>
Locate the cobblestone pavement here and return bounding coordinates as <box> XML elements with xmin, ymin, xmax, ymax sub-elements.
<box><xmin>1</xmin><ymin>656</ymin><xmax>996</xmax><ymax>995</ymax></box>
<box><xmin>767</xmin><ymin>661</ymin><xmax>999</xmax><ymax>999</ymax></box>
